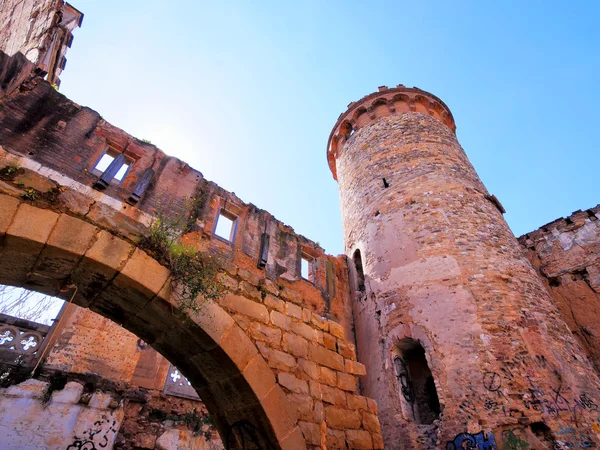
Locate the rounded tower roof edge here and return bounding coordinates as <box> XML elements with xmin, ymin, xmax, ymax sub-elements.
<box><xmin>326</xmin><ymin>85</ymin><xmax>456</xmax><ymax>180</ymax></box>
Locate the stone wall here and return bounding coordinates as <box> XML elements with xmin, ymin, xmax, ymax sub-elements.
<box><xmin>327</xmin><ymin>85</ymin><xmax>600</xmax><ymax>449</ymax></box>
<box><xmin>519</xmin><ymin>205</ymin><xmax>600</xmax><ymax>373</ymax></box>
<box><xmin>0</xmin><ymin>378</ymin><xmax>124</xmax><ymax>449</ymax></box>
<box><xmin>0</xmin><ymin>0</ymin><xmax>82</xmax><ymax>85</ymax></box>
<box><xmin>0</xmin><ymin>49</ymin><xmax>383</xmax><ymax>448</ymax></box>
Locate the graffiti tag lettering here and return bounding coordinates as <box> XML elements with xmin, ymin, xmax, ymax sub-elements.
<box><xmin>446</xmin><ymin>431</ymin><xmax>498</xmax><ymax>450</ymax></box>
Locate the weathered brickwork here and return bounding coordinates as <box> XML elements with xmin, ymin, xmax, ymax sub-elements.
<box><xmin>328</xmin><ymin>86</ymin><xmax>600</xmax><ymax>449</ymax></box>
<box><xmin>0</xmin><ymin>0</ymin><xmax>83</xmax><ymax>86</ymax></box>
<box><xmin>0</xmin><ymin>49</ymin><xmax>382</xmax><ymax>448</ymax></box>
<box><xmin>520</xmin><ymin>206</ymin><xmax>600</xmax><ymax>373</ymax></box>
<box><xmin>1</xmin><ymin>7</ymin><xmax>600</xmax><ymax>449</ymax></box>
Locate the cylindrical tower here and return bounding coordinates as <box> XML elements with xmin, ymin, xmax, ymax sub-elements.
<box><xmin>328</xmin><ymin>85</ymin><xmax>600</xmax><ymax>449</ymax></box>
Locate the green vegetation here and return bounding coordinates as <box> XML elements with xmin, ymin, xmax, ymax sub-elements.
<box><xmin>141</xmin><ymin>199</ymin><xmax>226</xmax><ymax>314</ymax></box>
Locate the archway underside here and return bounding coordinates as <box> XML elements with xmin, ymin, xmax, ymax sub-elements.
<box><xmin>0</xmin><ymin>197</ymin><xmax>301</xmax><ymax>450</ymax></box>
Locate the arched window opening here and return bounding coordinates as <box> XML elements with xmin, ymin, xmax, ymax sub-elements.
<box><xmin>353</xmin><ymin>249</ymin><xmax>365</xmax><ymax>293</ymax></box>
<box><xmin>393</xmin><ymin>339</ymin><xmax>440</xmax><ymax>425</ymax></box>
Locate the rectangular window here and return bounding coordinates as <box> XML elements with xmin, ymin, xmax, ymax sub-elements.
<box><xmin>214</xmin><ymin>210</ymin><xmax>237</xmax><ymax>243</ymax></box>
<box><xmin>93</xmin><ymin>150</ymin><xmax>132</xmax><ymax>182</ymax></box>
<box><xmin>301</xmin><ymin>254</ymin><xmax>315</xmax><ymax>283</ymax></box>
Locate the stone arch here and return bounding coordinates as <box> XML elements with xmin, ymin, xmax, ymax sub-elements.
<box><xmin>0</xmin><ymin>198</ymin><xmax>304</xmax><ymax>449</ymax></box>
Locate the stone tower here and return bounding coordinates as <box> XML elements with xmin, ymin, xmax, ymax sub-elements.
<box><xmin>327</xmin><ymin>86</ymin><xmax>600</xmax><ymax>449</ymax></box>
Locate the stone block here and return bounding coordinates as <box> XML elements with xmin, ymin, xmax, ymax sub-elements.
<box><xmin>6</xmin><ymin>203</ymin><xmax>58</xmax><ymax>247</ymax></box>
<box><xmin>286</xmin><ymin>301</ymin><xmax>302</xmax><ymax>319</ymax></box>
<box><xmin>34</xmin><ymin>215</ymin><xmax>98</xmax><ymax>280</ymax></box>
<box><xmin>298</xmin><ymin>421</ymin><xmax>321</xmax><ymax>446</ymax></box>
<box><xmin>345</xmin><ymin>429</ymin><xmax>373</xmax><ymax>449</ymax></box>
<box><xmin>347</xmin><ymin>394</ymin><xmax>368</xmax><ymax>411</ymax></box>
<box><xmin>309</xmin><ymin>344</ymin><xmax>344</xmax><ymax>371</ymax></box>
<box><xmin>362</xmin><ymin>411</ymin><xmax>381</xmax><ymax>433</ymax></box>
<box><xmin>188</xmin><ymin>300</ymin><xmax>235</xmax><ymax>346</ymax></box>
<box><xmin>220</xmin><ymin>293</ymin><xmax>269</xmax><ymax>323</ymax></box>
<box><xmin>220</xmin><ymin>324</ymin><xmax>258</xmax><ymax>371</ymax></box>
<box><xmin>280</xmin><ymin>426</ymin><xmax>307</xmax><ymax>450</ymax></box>
<box><xmin>327</xmin><ymin>428</ymin><xmax>346</xmax><ymax>449</ymax></box>
<box><xmin>5</xmin><ymin>379</ymin><xmax>47</xmax><ymax>398</ymax></box>
<box><xmin>118</xmin><ymin>248</ymin><xmax>169</xmax><ymax>295</ymax></box>
<box><xmin>325</xmin><ymin>406</ymin><xmax>361</xmax><ymax>430</ymax></box>
<box><xmin>267</xmin><ymin>348</ymin><xmax>297</xmax><ymax>371</ymax></box>
<box><xmin>367</xmin><ymin>398</ymin><xmax>378</xmax><ymax>414</ymax></box>
<box><xmin>261</xmin><ymin>385</ymin><xmax>298</xmax><ymax>441</ymax></box>
<box><xmin>337</xmin><ymin>372</ymin><xmax>357</xmax><ymax>392</ymax></box>
<box><xmin>323</xmin><ymin>332</ymin><xmax>337</xmax><ymax>350</ymax></box>
<box><xmin>297</xmin><ymin>358</ymin><xmax>319</xmax><ymax>380</ymax></box>
<box><xmin>237</xmin><ymin>268</ymin><xmax>262</xmax><ymax>285</ymax></box>
<box><xmin>243</xmin><ymin>354</ymin><xmax>276</xmax><ymax>400</ymax></box>
<box><xmin>282</xmin><ymin>332</ymin><xmax>308</xmax><ymax>358</ymax></box>
<box><xmin>51</xmin><ymin>381</ymin><xmax>83</xmax><ymax>404</ymax></box>
<box><xmin>278</xmin><ymin>372</ymin><xmax>309</xmax><ymax>395</ymax></box>
<box><xmin>321</xmin><ymin>384</ymin><xmax>346</xmax><ymax>406</ymax></box>
<box><xmin>309</xmin><ymin>380</ymin><xmax>322</xmax><ymax>399</ymax></box>
<box><xmin>328</xmin><ymin>321</ymin><xmax>345</xmax><ymax>339</ymax></box>
<box><xmin>58</xmin><ymin>189</ymin><xmax>94</xmax><ymax>215</ymax></box>
<box><xmin>372</xmin><ymin>433</ymin><xmax>385</xmax><ymax>449</ymax></box>
<box><xmin>337</xmin><ymin>340</ymin><xmax>356</xmax><ymax>360</ymax></box>
<box><xmin>311</xmin><ymin>313</ymin><xmax>329</xmax><ymax>330</ymax></box>
<box><xmin>292</xmin><ymin>321</ymin><xmax>318</xmax><ymax>341</ymax></box>
<box><xmin>271</xmin><ymin>310</ymin><xmax>292</xmax><ymax>330</ymax></box>
<box><xmin>319</xmin><ymin>366</ymin><xmax>337</xmax><ymax>387</ymax></box>
<box><xmin>0</xmin><ymin>194</ymin><xmax>19</xmax><ymax>236</ymax></box>
<box><xmin>264</xmin><ymin>294</ymin><xmax>284</xmax><ymax>312</ymax></box>
<box><xmin>249</xmin><ymin>322</ymin><xmax>282</xmax><ymax>346</ymax></box>
<box><xmin>86</xmin><ymin>201</ymin><xmax>146</xmax><ymax>241</ymax></box>
<box><xmin>13</xmin><ymin>170</ymin><xmax>57</xmax><ymax>193</ymax></box>
<box><xmin>288</xmin><ymin>393</ymin><xmax>313</xmax><ymax>421</ymax></box>
<box><xmin>302</xmin><ymin>308</ymin><xmax>311</xmax><ymax>323</ymax></box>
<box><xmin>345</xmin><ymin>359</ymin><xmax>367</xmax><ymax>376</ymax></box>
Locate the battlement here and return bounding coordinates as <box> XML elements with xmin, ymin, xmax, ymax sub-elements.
<box><xmin>327</xmin><ymin>85</ymin><xmax>456</xmax><ymax>179</ymax></box>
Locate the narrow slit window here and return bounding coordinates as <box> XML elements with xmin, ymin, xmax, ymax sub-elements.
<box><xmin>214</xmin><ymin>210</ymin><xmax>237</xmax><ymax>242</ymax></box>
<box><xmin>353</xmin><ymin>249</ymin><xmax>366</xmax><ymax>292</ymax></box>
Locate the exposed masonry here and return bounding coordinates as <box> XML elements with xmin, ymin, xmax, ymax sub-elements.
<box><xmin>0</xmin><ymin>50</ymin><xmax>383</xmax><ymax>449</ymax></box>
<box><xmin>328</xmin><ymin>84</ymin><xmax>600</xmax><ymax>449</ymax></box>
<box><xmin>519</xmin><ymin>205</ymin><xmax>600</xmax><ymax>373</ymax></box>
<box><xmin>1</xmin><ymin>4</ymin><xmax>600</xmax><ymax>448</ymax></box>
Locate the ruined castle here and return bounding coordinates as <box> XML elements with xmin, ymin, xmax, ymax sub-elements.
<box><xmin>0</xmin><ymin>1</ymin><xmax>599</xmax><ymax>449</ymax></box>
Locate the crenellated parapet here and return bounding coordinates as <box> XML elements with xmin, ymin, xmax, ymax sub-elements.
<box><xmin>327</xmin><ymin>85</ymin><xmax>456</xmax><ymax>179</ymax></box>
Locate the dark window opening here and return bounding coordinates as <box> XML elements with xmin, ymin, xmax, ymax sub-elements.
<box><xmin>353</xmin><ymin>249</ymin><xmax>365</xmax><ymax>292</ymax></box>
<box><xmin>394</xmin><ymin>339</ymin><xmax>440</xmax><ymax>424</ymax></box>
<box><xmin>382</xmin><ymin>178</ymin><xmax>389</xmax><ymax>188</ymax></box>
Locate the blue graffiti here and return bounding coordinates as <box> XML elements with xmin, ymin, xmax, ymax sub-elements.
<box><xmin>446</xmin><ymin>431</ymin><xmax>498</xmax><ymax>450</ymax></box>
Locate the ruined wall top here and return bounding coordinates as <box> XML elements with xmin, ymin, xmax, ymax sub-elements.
<box><xmin>327</xmin><ymin>85</ymin><xmax>456</xmax><ymax>180</ymax></box>
<box><xmin>0</xmin><ymin>0</ymin><xmax>83</xmax><ymax>86</ymax></box>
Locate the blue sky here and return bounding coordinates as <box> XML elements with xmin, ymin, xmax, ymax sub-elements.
<box><xmin>60</xmin><ymin>1</ymin><xmax>600</xmax><ymax>256</ymax></box>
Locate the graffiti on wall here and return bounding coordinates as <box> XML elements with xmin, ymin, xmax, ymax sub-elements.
<box><xmin>66</xmin><ymin>413</ymin><xmax>119</xmax><ymax>450</ymax></box>
<box><xmin>446</xmin><ymin>431</ymin><xmax>497</xmax><ymax>450</ymax></box>
<box><xmin>556</xmin><ymin>424</ymin><xmax>594</xmax><ymax>448</ymax></box>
